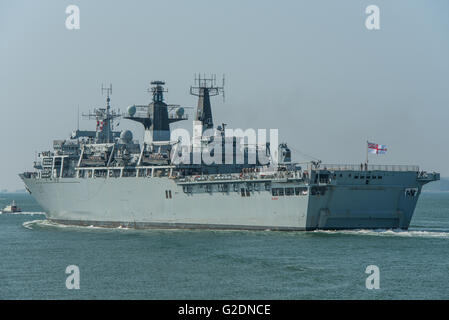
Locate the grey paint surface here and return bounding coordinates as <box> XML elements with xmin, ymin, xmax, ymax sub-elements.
<box><xmin>21</xmin><ymin>169</ymin><xmax>437</xmax><ymax>230</ymax></box>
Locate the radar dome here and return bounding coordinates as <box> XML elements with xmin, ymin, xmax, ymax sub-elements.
<box><xmin>120</xmin><ymin>130</ymin><xmax>133</xmax><ymax>143</ymax></box>
<box><xmin>127</xmin><ymin>105</ymin><xmax>136</xmax><ymax>117</ymax></box>
<box><xmin>176</xmin><ymin>107</ymin><xmax>185</xmax><ymax>117</ymax></box>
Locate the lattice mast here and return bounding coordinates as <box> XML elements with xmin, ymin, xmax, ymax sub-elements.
<box><xmin>190</xmin><ymin>74</ymin><xmax>225</xmax><ymax>133</ymax></box>
<box><xmin>82</xmin><ymin>84</ymin><xmax>120</xmax><ymax>143</ymax></box>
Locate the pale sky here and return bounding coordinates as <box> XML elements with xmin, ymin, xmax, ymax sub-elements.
<box><xmin>1</xmin><ymin>0</ymin><xmax>448</xmax><ymax>190</ymax></box>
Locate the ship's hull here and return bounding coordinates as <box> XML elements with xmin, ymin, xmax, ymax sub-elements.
<box><xmin>20</xmin><ymin>171</ymin><xmax>427</xmax><ymax>231</ymax></box>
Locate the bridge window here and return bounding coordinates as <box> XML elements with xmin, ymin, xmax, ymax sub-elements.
<box><xmin>295</xmin><ymin>187</ymin><xmax>308</xmax><ymax>195</ymax></box>
<box><xmin>319</xmin><ymin>174</ymin><xmax>330</xmax><ymax>183</ymax></box>
<box><xmin>311</xmin><ymin>186</ymin><xmax>327</xmax><ymax>196</ymax></box>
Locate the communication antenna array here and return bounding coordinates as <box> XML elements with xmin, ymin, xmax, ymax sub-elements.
<box><xmin>190</xmin><ymin>74</ymin><xmax>225</xmax><ymax>102</ymax></box>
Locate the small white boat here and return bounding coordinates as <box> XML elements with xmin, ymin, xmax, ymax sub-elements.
<box><xmin>1</xmin><ymin>200</ymin><xmax>22</xmax><ymax>213</ymax></box>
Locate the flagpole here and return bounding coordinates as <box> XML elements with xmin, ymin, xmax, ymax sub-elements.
<box><xmin>366</xmin><ymin>140</ymin><xmax>369</xmax><ymax>165</ymax></box>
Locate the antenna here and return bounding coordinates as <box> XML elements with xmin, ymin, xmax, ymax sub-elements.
<box><xmin>190</xmin><ymin>73</ymin><xmax>225</xmax><ymax>100</ymax></box>
<box><xmin>101</xmin><ymin>83</ymin><xmax>112</xmax><ymax>97</ymax></box>
<box><xmin>81</xmin><ymin>84</ymin><xmax>121</xmax><ymax>144</ymax></box>
<box><xmin>222</xmin><ymin>74</ymin><xmax>225</xmax><ymax>102</ymax></box>
<box><xmin>190</xmin><ymin>73</ymin><xmax>225</xmax><ymax>132</ymax></box>
<box><xmin>148</xmin><ymin>81</ymin><xmax>168</xmax><ymax>103</ymax></box>
<box><xmin>101</xmin><ymin>83</ymin><xmax>112</xmax><ymax>109</ymax></box>
<box><xmin>77</xmin><ymin>105</ymin><xmax>80</xmax><ymax>130</ymax></box>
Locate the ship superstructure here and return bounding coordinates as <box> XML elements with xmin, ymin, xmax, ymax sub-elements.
<box><xmin>20</xmin><ymin>78</ymin><xmax>439</xmax><ymax>230</ymax></box>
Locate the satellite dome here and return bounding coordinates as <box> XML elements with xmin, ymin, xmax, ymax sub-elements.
<box><xmin>120</xmin><ymin>130</ymin><xmax>133</xmax><ymax>143</ymax></box>
<box><xmin>127</xmin><ymin>105</ymin><xmax>136</xmax><ymax>117</ymax></box>
<box><xmin>176</xmin><ymin>107</ymin><xmax>184</xmax><ymax>117</ymax></box>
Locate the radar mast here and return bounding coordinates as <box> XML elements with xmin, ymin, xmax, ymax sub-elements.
<box><xmin>125</xmin><ymin>81</ymin><xmax>188</xmax><ymax>146</ymax></box>
<box><xmin>190</xmin><ymin>74</ymin><xmax>225</xmax><ymax>133</ymax></box>
<box><xmin>82</xmin><ymin>84</ymin><xmax>121</xmax><ymax>143</ymax></box>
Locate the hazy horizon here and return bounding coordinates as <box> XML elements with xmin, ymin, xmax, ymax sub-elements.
<box><xmin>1</xmin><ymin>0</ymin><xmax>448</xmax><ymax>190</ymax></box>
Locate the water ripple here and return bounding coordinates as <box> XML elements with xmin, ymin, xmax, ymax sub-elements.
<box><xmin>312</xmin><ymin>228</ymin><xmax>449</xmax><ymax>239</ymax></box>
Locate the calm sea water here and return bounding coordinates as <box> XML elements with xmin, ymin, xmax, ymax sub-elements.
<box><xmin>0</xmin><ymin>192</ymin><xmax>448</xmax><ymax>300</ymax></box>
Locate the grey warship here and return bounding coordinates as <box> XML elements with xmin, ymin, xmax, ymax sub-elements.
<box><xmin>20</xmin><ymin>78</ymin><xmax>440</xmax><ymax>230</ymax></box>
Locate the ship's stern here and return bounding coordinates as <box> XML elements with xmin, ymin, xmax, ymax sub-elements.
<box><xmin>305</xmin><ymin>169</ymin><xmax>440</xmax><ymax>231</ymax></box>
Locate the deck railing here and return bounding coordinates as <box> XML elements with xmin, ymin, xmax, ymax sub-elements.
<box><xmin>320</xmin><ymin>164</ymin><xmax>419</xmax><ymax>172</ymax></box>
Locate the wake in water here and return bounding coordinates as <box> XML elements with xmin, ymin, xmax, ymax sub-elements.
<box><xmin>1</xmin><ymin>211</ymin><xmax>45</xmax><ymax>216</ymax></box>
<box><xmin>22</xmin><ymin>219</ymin><xmax>131</xmax><ymax>231</ymax></box>
<box><xmin>312</xmin><ymin>228</ymin><xmax>449</xmax><ymax>239</ymax></box>
<box><xmin>23</xmin><ymin>219</ymin><xmax>67</xmax><ymax>230</ymax></box>
<box><xmin>22</xmin><ymin>219</ymin><xmax>449</xmax><ymax>238</ymax></box>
